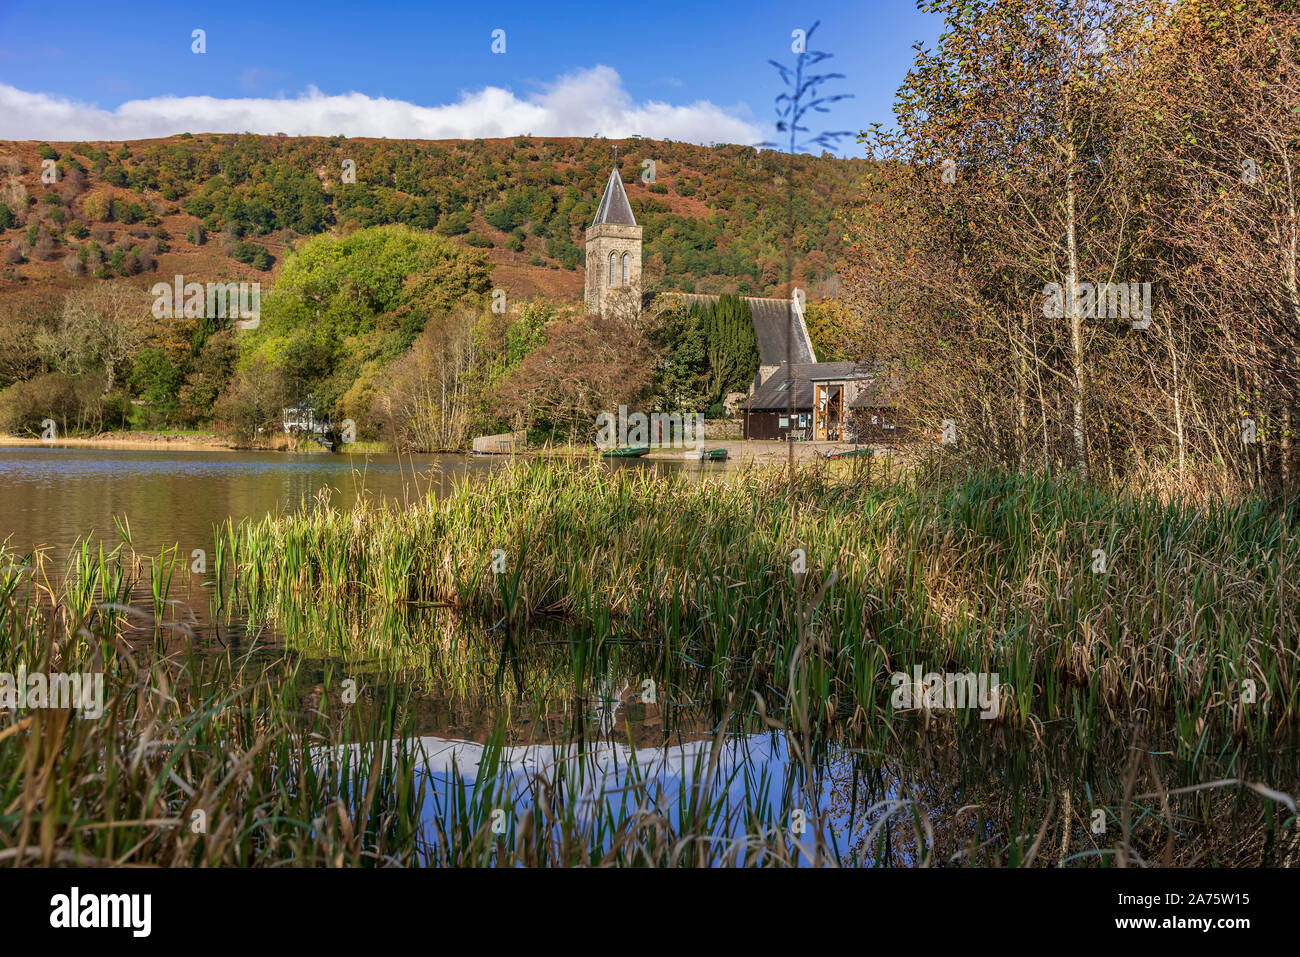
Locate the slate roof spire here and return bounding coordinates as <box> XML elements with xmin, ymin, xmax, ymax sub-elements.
<box><xmin>592</xmin><ymin>167</ymin><xmax>637</xmax><ymax>227</ymax></box>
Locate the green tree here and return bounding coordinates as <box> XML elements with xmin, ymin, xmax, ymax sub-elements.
<box><xmin>238</xmin><ymin>224</ymin><xmax>491</xmax><ymax>431</ymax></box>
<box><xmin>129</xmin><ymin>346</ymin><xmax>182</xmax><ymax>426</ymax></box>
<box><xmin>697</xmin><ymin>294</ymin><xmax>759</xmax><ymax>404</ymax></box>
<box><xmin>646</xmin><ymin>298</ymin><xmax>708</xmax><ymax>410</ymax></box>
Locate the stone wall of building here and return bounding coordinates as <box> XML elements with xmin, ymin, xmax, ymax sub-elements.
<box><xmin>584</xmin><ymin>222</ymin><xmax>642</xmax><ymax>317</ymax></box>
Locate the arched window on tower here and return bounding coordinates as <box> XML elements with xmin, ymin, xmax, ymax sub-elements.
<box><xmin>622</xmin><ymin>253</ymin><xmax>629</xmax><ymax>284</ymax></box>
<box><xmin>609</xmin><ymin>252</ymin><xmax>616</xmax><ymax>284</ymax></box>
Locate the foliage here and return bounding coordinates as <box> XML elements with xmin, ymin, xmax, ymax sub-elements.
<box><xmin>696</xmin><ymin>293</ymin><xmax>759</xmax><ymax>404</ymax></box>
<box><xmin>496</xmin><ymin>312</ymin><xmax>654</xmax><ymax>440</ymax></box>
<box><xmin>237</xmin><ymin>224</ymin><xmax>492</xmax><ymax>426</ymax></box>
<box><xmin>0</xmin><ymin>133</ymin><xmax>862</xmax><ymax>296</ymax></box>
<box><xmin>843</xmin><ymin>0</ymin><xmax>1300</xmax><ymax>494</ymax></box>
<box><xmin>0</xmin><ymin>371</ymin><xmax>106</xmax><ymax>434</ymax></box>
<box><xmin>128</xmin><ymin>346</ymin><xmax>182</xmax><ymax>426</ymax></box>
<box><xmin>644</xmin><ymin>297</ymin><xmax>709</xmax><ymax>411</ymax></box>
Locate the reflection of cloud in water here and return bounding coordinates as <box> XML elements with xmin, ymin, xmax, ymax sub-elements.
<box><xmin>319</xmin><ymin>725</ymin><xmax>1299</xmax><ymax>865</ymax></box>
<box><xmin>326</xmin><ymin>733</ymin><xmax>922</xmax><ymax>865</ymax></box>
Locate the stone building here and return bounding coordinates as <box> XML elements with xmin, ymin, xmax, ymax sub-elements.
<box><xmin>584</xmin><ymin>168</ymin><xmax>642</xmax><ymax>319</ymax></box>
<box><xmin>582</xmin><ymin>166</ymin><xmax>816</xmax><ymax>394</ymax></box>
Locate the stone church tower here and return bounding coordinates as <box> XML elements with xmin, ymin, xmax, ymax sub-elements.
<box><xmin>585</xmin><ymin>168</ymin><xmax>642</xmax><ymax>318</ymax></box>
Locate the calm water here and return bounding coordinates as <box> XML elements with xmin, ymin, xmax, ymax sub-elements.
<box><xmin>0</xmin><ymin>445</ymin><xmax>670</xmax><ymax>561</ymax></box>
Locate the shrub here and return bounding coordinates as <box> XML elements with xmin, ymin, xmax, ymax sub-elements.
<box><xmin>83</xmin><ymin>190</ymin><xmax>113</xmax><ymax>222</ymax></box>
<box><xmin>0</xmin><ymin>372</ymin><xmax>105</xmax><ymax>434</ymax></box>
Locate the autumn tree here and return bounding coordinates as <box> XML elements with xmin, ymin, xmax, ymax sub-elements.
<box><xmin>496</xmin><ymin>312</ymin><xmax>654</xmax><ymax>442</ymax></box>
<box><xmin>850</xmin><ymin>0</ymin><xmax>1164</xmax><ymax>476</ymax></box>
<box><xmin>38</xmin><ymin>281</ymin><xmax>154</xmax><ymax>394</ymax></box>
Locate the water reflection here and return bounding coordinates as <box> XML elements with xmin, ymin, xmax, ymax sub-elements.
<box><xmin>0</xmin><ymin>446</ymin><xmax>680</xmax><ymax>561</ymax></box>
<box><xmin>321</xmin><ymin>716</ymin><xmax>1299</xmax><ymax>866</ymax></box>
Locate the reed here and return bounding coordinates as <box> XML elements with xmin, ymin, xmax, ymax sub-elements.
<box><xmin>224</xmin><ymin>458</ymin><xmax>1300</xmax><ymax>744</ymax></box>
<box><xmin>2</xmin><ymin>459</ymin><xmax>1296</xmax><ymax>868</ymax></box>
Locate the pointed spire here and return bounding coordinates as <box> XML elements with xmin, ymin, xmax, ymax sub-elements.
<box><xmin>592</xmin><ymin>167</ymin><xmax>637</xmax><ymax>227</ymax></box>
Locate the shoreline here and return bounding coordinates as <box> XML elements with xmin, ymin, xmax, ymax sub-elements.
<box><xmin>0</xmin><ymin>431</ymin><xmax>237</xmax><ymax>451</ymax></box>
<box><xmin>0</xmin><ymin>432</ymin><xmax>893</xmax><ymax>463</ymax></box>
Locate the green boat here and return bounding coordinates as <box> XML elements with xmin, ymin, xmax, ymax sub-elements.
<box><xmin>600</xmin><ymin>445</ymin><xmax>651</xmax><ymax>458</ymax></box>
<box><xmin>699</xmin><ymin>448</ymin><xmax>729</xmax><ymax>462</ymax></box>
<box><xmin>822</xmin><ymin>447</ymin><xmax>872</xmax><ymax>461</ymax></box>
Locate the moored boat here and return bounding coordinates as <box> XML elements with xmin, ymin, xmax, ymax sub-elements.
<box><xmin>822</xmin><ymin>447</ymin><xmax>871</xmax><ymax>460</ymax></box>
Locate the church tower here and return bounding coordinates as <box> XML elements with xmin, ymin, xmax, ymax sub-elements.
<box><xmin>585</xmin><ymin>167</ymin><xmax>642</xmax><ymax>319</ymax></box>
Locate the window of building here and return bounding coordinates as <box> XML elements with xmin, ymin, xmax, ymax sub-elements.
<box><xmin>622</xmin><ymin>253</ymin><xmax>629</xmax><ymax>284</ymax></box>
<box><xmin>779</xmin><ymin>416</ymin><xmax>790</xmax><ymax>429</ymax></box>
<box><xmin>608</xmin><ymin>252</ymin><xmax>616</xmax><ymax>283</ymax></box>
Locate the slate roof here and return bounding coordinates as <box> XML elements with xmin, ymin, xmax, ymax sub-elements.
<box><xmin>744</xmin><ymin>362</ymin><xmax>881</xmax><ymax>412</ymax></box>
<box><xmin>673</xmin><ymin>294</ymin><xmax>816</xmax><ymax>366</ymax></box>
<box><xmin>592</xmin><ymin>168</ymin><xmax>638</xmax><ymax>227</ymax></box>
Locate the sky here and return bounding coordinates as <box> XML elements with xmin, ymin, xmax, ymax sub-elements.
<box><xmin>0</xmin><ymin>0</ymin><xmax>943</xmax><ymax>155</ymax></box>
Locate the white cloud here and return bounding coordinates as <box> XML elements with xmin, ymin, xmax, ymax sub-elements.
<box><xmin>0</xmin><ymin>66</ymin><xmax>764</xmax><ymax>146</ymax></box>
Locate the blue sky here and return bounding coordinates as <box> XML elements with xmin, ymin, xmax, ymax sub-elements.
<box><xmin>0</xmin><ymin>0</ymin><xmax>942</xmax><ymax>154</ymax></box>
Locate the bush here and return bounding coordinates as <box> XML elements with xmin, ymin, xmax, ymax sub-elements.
<box><xmin>231</xmin><ymin>240</ymin><xmax>272</xmax><ymax>270</ymax></box>
<box><xmin>0</xmin><ymin>372</ymin><xmax>105</xmax><ymax>435</ymax></box>
<box><xmin>83</xmin><ymin>190</ymin><xmax>113</xmax><ymax>222</ymax></box>
<box><xmin>435</xmin><ymin>210</ymin><xmax>471</xmax><ymax>236</ymax></box>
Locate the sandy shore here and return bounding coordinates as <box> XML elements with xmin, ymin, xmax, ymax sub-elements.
<box><xmin>0</xmin><ymin>431</ymin><xmax>238</xmax><ymax>451</ymax></box>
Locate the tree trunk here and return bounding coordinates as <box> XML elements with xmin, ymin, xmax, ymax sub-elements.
<box><xmin>1065</xmin><ymin>134</ymin><xmax>1088</xmax><ymax>480</ymax></box>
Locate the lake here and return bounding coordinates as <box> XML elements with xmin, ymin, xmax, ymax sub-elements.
<box><xmin>0</xmin><ymin>444</ymin><xmax>670</xmax><ymax>561</ymax></box>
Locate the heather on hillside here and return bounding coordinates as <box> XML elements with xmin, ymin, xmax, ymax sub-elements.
<box><xmin>0</xmin><ymin>134</ymin><xmax>861</xmax><ymax>297</ymax></box>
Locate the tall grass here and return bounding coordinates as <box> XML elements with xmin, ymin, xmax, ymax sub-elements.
<box><xmin>2</xmin><ymin>460</ymin><xmax>1296</xmax><ymax>867</ymax></box>
<box><xmin>225</xmin><ymin>458</ymin><xmax>1300</xmax><ymax>744</ymax></box>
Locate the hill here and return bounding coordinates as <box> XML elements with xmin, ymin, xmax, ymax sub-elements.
<box><xmin>0</xmin><ymin>133</ymin><xmax>866</xmax><ymax>312</ymax></box>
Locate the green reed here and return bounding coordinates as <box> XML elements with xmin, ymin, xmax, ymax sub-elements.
<box><xmin>222</xmin><ymin>458</ymin><xmax>1300</xmax><ymax>747</ymax></box>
